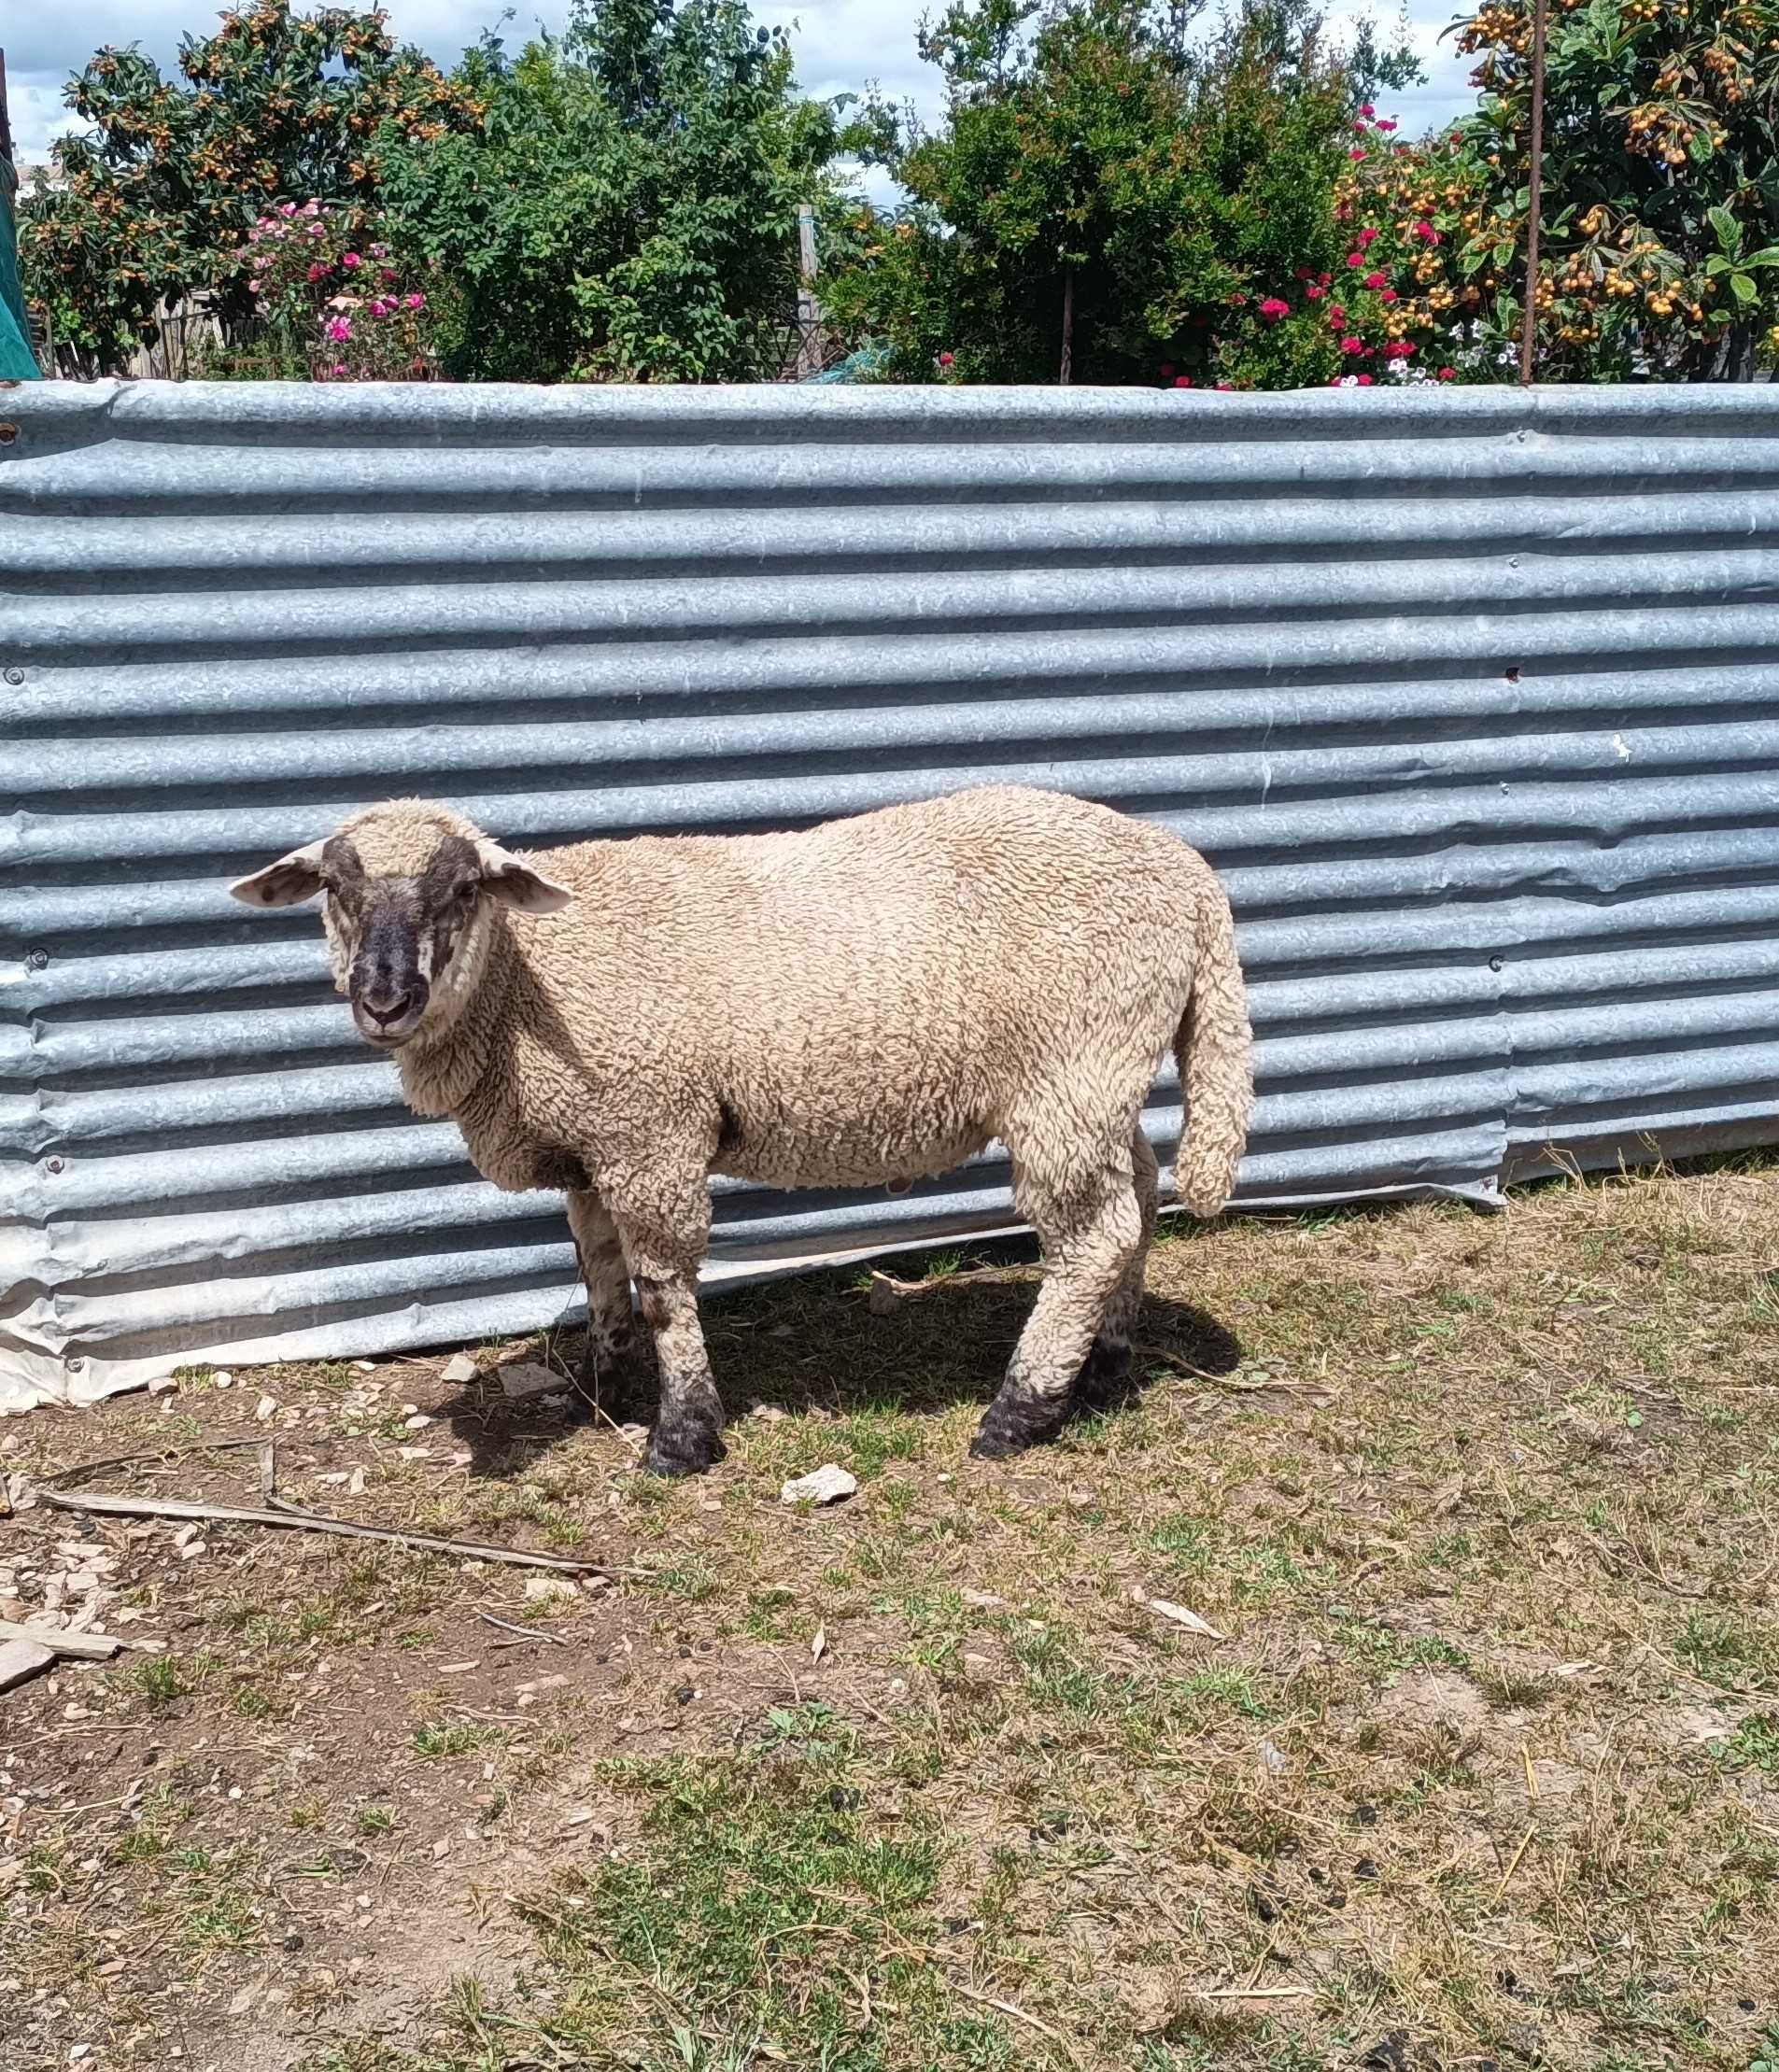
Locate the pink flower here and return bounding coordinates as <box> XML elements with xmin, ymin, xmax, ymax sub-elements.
<box><xmin>1328</xmin><ymin>304</ymin><xmax>1348</xmax><ymax>322</ymax></box>
<box><xmin>1258</xmin><ymin>297</ymin><xmax>1291</xmax><ymax>322</ymax></box>
<box><xmin>1353</xmin><ymin>120</ymin><xmax>1370</xmax><ymax>133</ymax></box>
<box><xmin>1356</xmin><ymin>373</ymin><xmax>1375</xmax><ymax>385</ymax></box>
<box><xmin>1347</xmin><ymin>252</ymin><xmax>1364</xmax><ymax>268</ymax></box>
<box><xmin>279</xmin><ymin>201</ymin><xmax>297</xmax><ymax>217</ymax></box>
<box><xmin>1319</xmin><ymin>272</ymin><xmax>1332</xmax><ymax>287</ymax></box>
<box><xmin>1340</xmin><ymin>334</ymin><xmax>1367</xmax><ymax>355</ymax></box>
<box><xmin>938</xmin><ymin>351</ymin><xmax>954</xmax><ymax>367</ymax></box>
<box><xmin>332</xmin><ymin>361</ymin><xmax>347</xmax><ymax>376</ymax></box>
<box><xmin>1306</xmin><ymin>284</ymin><xmax>1325</xmax><ymax>300</ymax></box>
<box><xmin>1359</xmin><ymin>103</ymin><xmax>1376</xmax><ymax>118</ymax></box>
<box><xmin>1349</xmin><ymin>148</ymin><xmax>1366</xmax><ymax>161</ymax></box>
<box><xmin>306</xmin><ymin>262</ymin><xmax>328</xmax><ymax>281</ymax></box>
<box><xmin>1414</xmin><ymin>220</ymin><xmax>1440</xmax><ymax>245</ymax></box>
<box><xmin>1216</xmin><ymin>380</ymin><xmax>1234</xmax><ymax>390</ymax></box>
<box><xmin>1437</xmin><ymin>367</ymin><xmax>1455</xmax><ymax>381</ymax></box>
<box><xmin>1380</xmin><ymin>289</ymin><xmax>1399</xmax><ymax>304</ymax></box>
<box><xmin>1363</xmin><ymin>271</ymin><xmax>1388</xmax><ymax>289</ymax></box>
<box><xmin>1357</xmin><ymin>227</ymin><xmax>1379</xmax><ymax>247</ymax></box>
<box><xmin>1173</xmin><ymin>375</ymin><xmax>1193</xmax><ymax>388</ymax></box>
<box><xmin>303</xmin><ymin>200</ymin><xmax>320</xmax><ymax>217</ymax></box>
<box><xmin>381</xmin><ymin>268</ymin><xmax>398</xmax><ymax>283</ymax></box>
<box><xmin>324</xmin><ymin>316</ymin><xmax>353</xmax><ymax>343</ymax></box>
<box><xmin>342</xmin><ymin>253</ymin><xmax>362</xmax><ymax>269</ymax></box>
<box><xmin>1226</xmin><ymin>292</ymin><xmax>1247</xmax><ymax>306</ymax></box>
<box><xmin>1384</xmin><ymin>340</ymin><xmax>1415</xmax><ymax>359</ymax></box>
<box><xmin>405</xmin><ymin>292</ymin><xmax>426</xmax><ymax>310</ymax></box>
<box><xmin>1377</xmin><ymin>119</ymin><xmax>1397</xmax><ymax>133</ymax></box>
<box><xmin>1159</xmin><ymin>361</ymin><xmax>1175</xmax><ymax>378</ymax></box>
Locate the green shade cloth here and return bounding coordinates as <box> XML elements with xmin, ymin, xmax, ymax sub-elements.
<box><xmin>0</xmin><ymin>157</ymin><xmax>44</xmax><ymax>378</ymax></box>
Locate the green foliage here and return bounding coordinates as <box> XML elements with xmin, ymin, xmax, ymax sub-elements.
<box><xmin>376</xmin><ymin>0</ymin><xmax>845</xmax><ymax>382</ymax></box>
<box><xmin>820</xmin><ymin>0</ymin><xmax>1419</xmax><ymax>387</ymax></box>
<box><xmin>20</xmin><ymin>0</ymin><xmax>480</xmax><ymax>371</ymax></box>
<box><xmin>1451</xmin><ymin>0</ymin><xmax>1779</xmax><ymax>378</ymax></box>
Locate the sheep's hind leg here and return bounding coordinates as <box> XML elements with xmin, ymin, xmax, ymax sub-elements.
<box><xmin>971</xmin><ymin>1152</ymin><xmax>1143</xmax><ymax>1459</ymax></box>
<box><xmin>567</xmin><ymin>1190</ymin><xmax>645</xmax><ymax>1418</ymax></box>
<box><xmin>1073</xmin><ymin>1126</ymin><xmax>1157</xmax><ymax>1414</ymax></box>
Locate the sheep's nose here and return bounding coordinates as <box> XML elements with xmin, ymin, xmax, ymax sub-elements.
<box><xmin>361</xmin><ymin>986</ymin><xmax>413</xmax><ymax>1026</ymax></box>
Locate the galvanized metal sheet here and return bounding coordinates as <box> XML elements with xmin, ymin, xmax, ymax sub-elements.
<box><xmin>5</xmin><ymin>380</ymin><xmax>1778</xmax><ymax>1408</ymax></box>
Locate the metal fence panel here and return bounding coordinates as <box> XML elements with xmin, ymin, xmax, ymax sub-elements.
<box><xmin>5</xmin><ymin>380</ymin><xmax>1778</xmax><ymax>1409</ymax></box>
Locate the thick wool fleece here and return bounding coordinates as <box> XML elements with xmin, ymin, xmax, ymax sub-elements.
<box><xmin>289</xmin><ymin>785</ymin><xmax>1250</xmax><ymax>1472</ymax></box>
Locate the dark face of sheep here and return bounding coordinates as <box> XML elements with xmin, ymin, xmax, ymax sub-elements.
<box><xmin>229</xmin><ymin>818</ymin><xmax>573</xmax><ymax>1050</ymax></box>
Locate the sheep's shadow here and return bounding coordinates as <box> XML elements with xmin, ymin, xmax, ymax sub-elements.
<box><xmin>436</xmin><ymin>1233</ymin><xmax>1242</xmax><ymax>1477</ymax></box>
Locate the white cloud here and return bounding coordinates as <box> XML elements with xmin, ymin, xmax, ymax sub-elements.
<box><xmin>10</xmin><ymin>0</ymin><xmax>1476</xmax><ymax>172</ymax></box>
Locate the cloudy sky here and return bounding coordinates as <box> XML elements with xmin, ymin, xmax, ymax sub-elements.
<box><xmin>7</xmin><ymin>1</ymin><xmax>1478</xmax><ymax>174</ymax></box>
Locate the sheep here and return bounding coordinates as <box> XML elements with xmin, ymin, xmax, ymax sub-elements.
<box><xmin>230</xmin><ymin>784</ymin><xmax>1251</xmax><ymax>1476</ymax></box>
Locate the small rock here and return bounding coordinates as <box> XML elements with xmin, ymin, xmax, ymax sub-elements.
<box><xmin>781</xmin><ymin>1463</ymin><xmax>858</xmax><ymax>1507</ymax></box>
<box><xmin>524</xmin><ymin>1575</ymin><xmax>577</xmax><ymax>1603</ymax></box>
<box><xmin>441</xmin><ymin>1353</ymin><xmax>478</xmax><ymax>1386</ymax></box>
<box><xmin>960</xmin><ymin>1587</ymin><xmax>1004</xmax><ymax>1609</ymax></box>
<box><xmin>403</xmin><ymin>1413</ymin><xmax>434</xmax><ymax>1431</ymax></box>
<box><xmin>353</xmin><ymin>1360</ymin><xmax>376</xmax><ymax>1373</ymax></box>
<box><xmin>213</xmin><ymin>1371</ymin><xmax>233</xmax><ymax>1389</ymax></box>
<box><xmin>1257</xmin><ymin>1738</ymin><xmax>1289</xmax><ymax>1774</ymax></box>
<box><xmin>147</xmin><ymin>1374</ymin><xmax>178</xmax><ymax>1397</ymax></box>
<box><xmin>749</xmin><ymin>1403</ymin><xmax>789</xmax><ymax>1423</ymax></box>
<box><xmin>178</xmin><ymin>1541</ymin><xmax>206</xmax><ymax>1561</ymax></box>
<box><xmin>1138</xmin><ymin>1593</ymin><xmax>1226</xmax><ymax>1641</ymax></box>
<box><xmin>172</xmin><ymin>1524</ymin><xmax>201</xmax><ymax>1550</ymax></box>
<box><xmin>346</xmin><ymin>1468</ymin><xmax>366</xmax><ymax>1497</ymax></box>
<box><xmin>500</xmin><ymin>1364</ymin><xmax>561</xmax><ymax>1401</ymax></box>
<box><xmin>256</xmin><ymin>1394</ymin><xmax>277</xmax><ymax>1423</ymax></box>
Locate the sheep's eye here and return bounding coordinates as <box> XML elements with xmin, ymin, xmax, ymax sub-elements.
<box><xmin>452</xmin><ymin>879</ymin><xmax>477</xmax><ymax>904</ymax></box>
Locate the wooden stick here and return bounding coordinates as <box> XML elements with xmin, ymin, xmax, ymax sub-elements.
<box><xmin>478</xmin><ymin>1612</ymin><xmax>570</xmax><ymax>1646</ymax></box>
<box><xmin>32</xmin><ymin>1484</ymin><xmax>649</xmax><ymax>1579</ymax></box>
<box><xmin>1199</xmin><ymin>1985</ymin><xmax>1319</xmax><ymax>2000</ymax></box>
<box><xmin>946</xmin><ymin>1975</ymin><xmax>1078</xmax><ymax>2054</ymax></box>
<box><xmin>0</xmin><ymin>1618</ymin><xmax>125</xmax><ymax>1661</ymax></box>
<box><xmin>1492</xmin><ymin>1823</ymin><xmax>1537</xmax><ymax>1903</ymax></box>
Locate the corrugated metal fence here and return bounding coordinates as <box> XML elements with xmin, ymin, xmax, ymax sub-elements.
<box><xmin>5</xmin><ymin>379</ymin><xmax>1778</xmax><ymax>1410</ymax></box>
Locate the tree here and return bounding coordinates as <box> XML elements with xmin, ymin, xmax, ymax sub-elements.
<box><xmin>819</xmin><ymin>0</ymin><xmax>1419</xmax><ymax>387</ymax></box>
<box><xmin>1450</xmin><ymin>0</ymin><xmax>1779</xmax><ymax>379</ymax></box>
<box><xmin>375</xmin><ymin>0</ymin><xmax>845</xmax><ymax>383</ymax></box>
<box><xmin>21</xmin><ymin>1</ymin><xmax>480</xmax><ymax>371</ymax></box>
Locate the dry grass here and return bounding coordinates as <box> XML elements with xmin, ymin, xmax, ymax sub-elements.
<box><xmin>2</xmin><ymin>1156</ymin><xmax>1776</xmax><ymax>2070</ymax></box>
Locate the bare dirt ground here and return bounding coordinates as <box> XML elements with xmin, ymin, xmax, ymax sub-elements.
<box><xmin>2</xmin><ymin>1158</ymin><xmax>1776</xmax><ymax>2072</ymax></box>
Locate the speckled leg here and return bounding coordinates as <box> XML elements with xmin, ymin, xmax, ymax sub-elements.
<box><xmin>971</xmin><ymin>1144</ymin><xmax>1144</xmax><ymax>1459</ymax></box>
<box><xmin>611</xmin><ymin>1180</ymin><xmax>725</xmax><ymax>1478</ymax></box>
<box><xmin>567</xmin><ymin>1190</ymin><xmax>642</xmax><ymax>1416</ymax></box>
<box><xmin>1073</xmin><ymin>1126</ymin><xmax>1157</xmax><ymax>1413</ymax></box>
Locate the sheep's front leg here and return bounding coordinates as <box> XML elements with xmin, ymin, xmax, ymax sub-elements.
<box><xmin>610</xmin><ymin>1184</ymin><xmax>725</xmax><ymax>1478</ymax></box>
<box><xmin>567</xmin><ymin>1190</ymin><xmax>644</xmax><ymax>1417</ymax></box>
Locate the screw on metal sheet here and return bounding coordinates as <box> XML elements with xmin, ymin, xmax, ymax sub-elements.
<box><xmin>65</xmin><ymin>1356</ymin><xmax>86</xmax><ymax>1373</ymax></box>
<box><xmin>2</xmin><ymin>668</ymin><xmax>21</xmax><ymax>687</ymax></box>
<box><xmin>1489</xmin><ymin>956</ymin><xmax>1504</xmax><ymax>973</ymax></box>
<box><xmin>46</xmin><ymin>1157</ymin><xmax>65</xmax><ymax>1174</ymax></box>
<box><xmin>0</xmin><ymin>425</ymin><xmax>18</xmax><ymax>445</ymax></box>
<box><xmin>26</xmin><ymin>948</ymin><xmax>49</xmax><ymax>970</ymax></box>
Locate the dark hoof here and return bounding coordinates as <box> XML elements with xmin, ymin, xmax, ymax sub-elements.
<box><xmin>1072</xmin><ymin>1340</ymin><xmax>1134</xmax><ymax>1415</ymax></box>
<box><xmin>642</xmin><ymin>1416</ymin><xmax>727</xmax><ymax>1479</ymax></box>
<box><xmin>969</xmin><ymin>1398</ymin><xmax>1065</xmax><ymax>1459</ymax></box>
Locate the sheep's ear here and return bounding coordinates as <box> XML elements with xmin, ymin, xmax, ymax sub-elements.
<box><xmin>473</xmin><ymin>838</ymin><xmax>575</xmax><ymax>914</ymax></box>
<box><xmin>229</xmin><ymin>839</ymin><xmax>332</xmax><ymax>909</ymax></box>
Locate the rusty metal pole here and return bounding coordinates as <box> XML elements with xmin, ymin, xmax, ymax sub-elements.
<box><xmin>1518</xmin><ymin>0</ymin><xmax>1549</xmax><ymax>385</ymax></box>
<box><xmin>1059</xmin><ymin>264</ymin><xmax>1074</xmax><ymax>386</ymax></box>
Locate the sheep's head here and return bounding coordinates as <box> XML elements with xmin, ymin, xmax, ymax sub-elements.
<box><xmin>228</xmin><ymin>803</ymin><xmax>572</xmax><ymax>1050</ymax></box>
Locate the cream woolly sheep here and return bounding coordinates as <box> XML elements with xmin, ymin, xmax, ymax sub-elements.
<box><xmin>231</xmin><ymin>785</ymin><xmax>1251</xmax><ymax>1476</ymax></box>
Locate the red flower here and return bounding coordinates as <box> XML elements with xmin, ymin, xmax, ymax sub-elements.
<box><xmin>1340</xmin><ymin>334</ymin><xmax>1367</xmax><ymax>356</ymax></box>
<box><xmin>1306</xmin><ymin>284</ymin><xmax>1325</xmax><ymax>300</ymax></box>
<box><xmin>1357</xmin><ymin>227</ymin><xmax>1379</xmax><ymax>247</ymax></box>
<box><xmin>1356</xmin><ymin>374</ymin><xmax>1375</xmax><ymax>385</ymax></box>
<box><xmin>1380</xmin><ymin>289</ymin><xmax>1399</xmax><ymax>304</ymax></box>
<box><xmin>1258</xmin><ymin>297</ymin><xmax>1291</xmax><ymax>322</ymax></box>
<box><xmin>1437</xmin><ymin>366</ymin><xmax>1456</xmax><ymax>381</ymax></box>
<box><xmin>1159</xmin><ymin>361</ymin><xmax>1175</xmax><ymax>378</ymax></box>
<box><xmin>1384</xmin><ymin>340</ymin><xmax>1415</xmax><ymax>359</ymax></box>
<box><xmin>1318</xmin><ymin>273</ymin><xmax>1332</xmax><ymax>288</ymax></box>
<box><xmin>1215</xmin><ymin>380</ymin><xmax>1235</xmax><ymax>390</ymax></box>
<box><xmin>1173</xmin><ymin>374</ymin><xmax>1193</xmax><ymax>388</ymax></box>
<box><xmin>938</xmin><ymin>351</ymin><xmax>954</xmax><ymax>366</ymax></box>
<box><xmin>1359</xmin><ymin>103</ymin><xmax>1376</xmax><ymax>118</ymax></box>
<box><xmin>1349</xmin><ymin>148</ymin><xmax>1367</xmax><ymax>161</ymax></box>
<box><xmin>1413</xmin><ymin>220</ymin><xmax>1441</xmax><ymax>245</ymax></box>
<box><xmin>1347</xmin><ymin>252</ymin><xmax>1364</xmax><ymax>267</ymax></box>
<box><xmin>1226</xmin><ymin>292</ymin><xmax>1247</xmax><ymax>306</ymax></box>
<box><xmin>1328</xmin><ymin>304</ymin><xmax>1347</xmax><ymax>322</ymax></box>
<box><xmin>306</xmin><ymin>262</ymin><xmax>328</xmax><ymax>281</ymax></box>
<box><xmin>1377</xmin><ymin>119</ymin><xmax>1397</xmax><ymax>133</ymax></box>
<box><xmin>1363</xmin><ymin>271</ymin><xmax>1388</xmax><ymax>289</ymax></box>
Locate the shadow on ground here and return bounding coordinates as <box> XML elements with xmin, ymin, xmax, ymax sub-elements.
<box><xmin>437</xmin><ymin>1232</ymin><xmax>1243</xmax><ymax>1474</ymax></box>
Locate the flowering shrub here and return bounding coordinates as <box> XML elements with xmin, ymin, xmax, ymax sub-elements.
<box><xmin>235</xmin><ymin>203</ymin><xmax>443</xmax><ymax>379</ymax></box>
